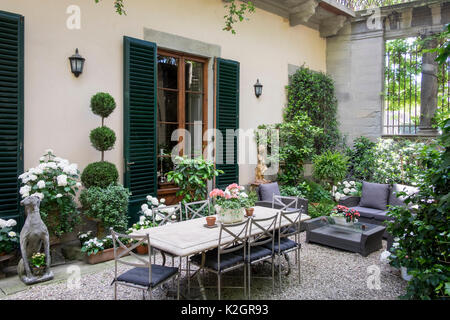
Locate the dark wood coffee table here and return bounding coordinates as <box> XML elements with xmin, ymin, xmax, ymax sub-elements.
<box><xmin>304</xmin><ymin>217</ymin><xmax>386</xmax><ymax>256</ymax></box>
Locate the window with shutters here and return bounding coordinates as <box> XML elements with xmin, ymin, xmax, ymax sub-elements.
<box><xmin>0</xmin><ymin>11</ymin><xmax>24</xmax><ymax>227</ymax></box>
<box><xmin>156</xmin><ymin>49</ymin><xmax>208</xmax><ymax>203</ymax></box>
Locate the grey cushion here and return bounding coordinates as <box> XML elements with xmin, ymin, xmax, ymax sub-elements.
<box><xmin>116</xmin><ymin>265</ymin><xmax>178</xmax><ymax>288</ymax></box>
<box><xmin>245</xmin><ymin>246</ymin><xmax>272</xmax><ymax>262</ymax></box>
<box><xmin>264</xmin><ymin>238</ymin><xmax>298</xmax><ymax>252</ymax></box>
<box><xmin>258</xmin><ymin>182</ymin><xmax>281</xmax><ymax>202</ymax></box>
<box><xmin>350</xmin><ymin>206</ymin><xmax>388</xmax><ymax>220</ymax></box>
<box><xmin>191</xmin><ymin>249</ymin><xmax>244</xmax><ymax>271</ymax></box>
<box><xmin>389</xmin><ymin>184</ymin><xmax>419</xmax><ymax>208</ymax></box>
<box><xmin>359</xmin><ymin>182</ymin><xmax>390</xmax><ymax>210</ymax></box>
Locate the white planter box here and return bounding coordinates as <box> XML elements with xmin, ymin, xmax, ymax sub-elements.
<box><xmin>215</xmin><ymin>205</ymin><xmax>245</xmax><ymax>224</ymax></box>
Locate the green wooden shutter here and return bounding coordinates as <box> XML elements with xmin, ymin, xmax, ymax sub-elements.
<box><xmin>215</xmin><ymin>58</ymin><xmax>239</xmax><ymax>189</ymax></box>
<box><xmin>0</xmin><ymin>11</ymin><xmax>24</xmax><ymax>228</ymax></box>
<box><xmin>123</xmin><ymin>36</ymin><xmax>157</xmax><ymax>224</ymax></box>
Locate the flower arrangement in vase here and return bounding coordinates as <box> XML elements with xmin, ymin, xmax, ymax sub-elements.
<box><xmin>330</xmin><ymin>205</ymin><xmax>360</xmax><ymax>226</ymax></box>
<box><xmin>209</xmin><ymin>183</ymin><xmax>248</xmax><ymax>224</ymax></box>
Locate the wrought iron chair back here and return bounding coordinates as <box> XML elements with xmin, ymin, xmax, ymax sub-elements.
<box><xmin>152</xmin><ymin>204</ymin><xmax>182</xmax><ymax>226</ymax></box>
<box><xmin>272</xmin><ymin>195</ymin><xmax>298</xmax><ymax>211</ymax></box>
<box><xmin>248</xmin><ymin>213</ymin><xmax>279</xmax><ymax>249</ymax></box>
<box><xmin>278</xmin><ymin>207</ymin><xmax>304</xmax><ymax>243</ymax></box>
<box><xmin>184</xmin><ymin>199</ymin><xmax>210</xmax><ymax>220</ymax></box>
<box><xmin>110</xmin><ymin>228</ymin><xmax>152</xmax><ymax>284</ymax></box>
<box><xmin>218</xmin><ymin>219</ymin><xmax>249</xmax><ymax>256</ymax></box>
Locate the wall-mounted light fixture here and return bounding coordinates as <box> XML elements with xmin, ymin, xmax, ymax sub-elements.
<box><xmin>254</xmin><ymin>79</ymin><xmax>263</xmax><ymax>98</ymax></box>
<box><xmin>69</xmin><ymin>48</ymin><xmax>85</xmax><ymax>77</ymax></box>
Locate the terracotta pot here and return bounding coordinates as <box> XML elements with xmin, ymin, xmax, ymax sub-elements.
<box><xmin>86</xmin><ymin>246</ymin><xmax>130</xmax><ymax>265</ymax></box>
<box><xmin>311</xmin><ymin>202</ymin><xmax>320</xmax><ymax>207</ymax></box>
<box><xmin>245</xmin><ymin>208</ymin><xmax>254</xmax><ymax>217</ymax></box>
<box><xmin>136</xmin><ymin>244</ymin><xmax>148</xmax><ymax>255</ymax></box>
<box><xmin>206</xmin><ymin>216</ymin><xmax>216</xmax><ymax>226</ymax></box>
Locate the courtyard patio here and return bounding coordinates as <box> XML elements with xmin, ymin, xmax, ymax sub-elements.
<box><xmin>0</xmin><ymin>0</ymin><xmax>448</xmax><ymax>304</ymax></box>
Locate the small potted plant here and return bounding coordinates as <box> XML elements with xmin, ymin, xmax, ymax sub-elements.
<box><xmin>243</xmin><ymin>190</ymin><xmax>257</xmax><ymax>217</ymax></box>
<box><xmin>330</xmin><ymin>205</ymin><xmax>360</xmax><ymax>226</ymax></box>
<box><xmin>30</xmin><ymin>252</ymin><xmax>46</xmax><ymax>276</ymax></box>
<box><xmin>0</xmin><ymin>218</ymin><xmax>19</xmax><ymax>256</ymax></box>
<box><xmin>81</xmin><ymin>235</ymin><xmax>131</xmax><ymax>264</ymax></box>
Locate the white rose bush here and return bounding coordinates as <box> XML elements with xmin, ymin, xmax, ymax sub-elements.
<box><xmin>0</xmin><ymin>218</ymin><xmax>19</xmax><ymax>254</ymax></box>
<box><xmin>18</xmin><ymin>150</ymin><xmax>81</xmax><ymax>237</ymax></box>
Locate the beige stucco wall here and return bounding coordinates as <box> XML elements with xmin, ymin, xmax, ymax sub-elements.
<box><xmin>1</xmin><ymin>0</ymin><xmax>326</xmax><ymax>187</ymax></box>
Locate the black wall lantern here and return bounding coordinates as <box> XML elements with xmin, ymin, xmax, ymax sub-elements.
<box><xmin>69</xmin><ymin>48</ymin><xmax>85</xmax><ymax>77</ymax></box>
<box><xmin>254</xmin><ymin>79</ymin><xmax>263</xmax><ymax>98</ymax></box>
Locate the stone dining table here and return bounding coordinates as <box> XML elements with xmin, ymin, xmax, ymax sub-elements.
<box><xmin>131</xmin><ymin>206</ymin><xmax>310</xmax><ymax>299</ymax></box>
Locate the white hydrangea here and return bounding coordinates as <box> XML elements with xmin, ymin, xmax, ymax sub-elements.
<box><xmin>37</xmin><ymin>180</ymin><xmax>46</xmax><ymax>189</ymax></box>
<box><xmin>143</xmin><ymin>209</ymin><xmax>152</xmax><ymax>216</ymax></box>
<box><xmin>350</xmin><ymin>181</ymin><xmax>356</xmax><ymax>186</ymax></box>
<box><xmin>160</xmin><ymin>198</ymin><xmax>166</xmax><ymax>204</ymax></box>
<box><xmin>150</xmin><ymin>198</ymin><xmax>159</xmax><ymax>206</ymax></box>
<box><xmin>76</xmin><ymin>182</ymin><xmax>82</xmax><ymax>188</ymax></box>
<box><xmin>8</xmin><ymin>231</ymin><xmax>16</xmax><ymax>237</ymax></box>
<box><xmin>0</xmin><ymin>219</ymin><xmax>6</xmax><ymax>228</ymax></box>
<box><xmin>57</xmin><ymin>174</ymin><xmax>68</xmax><ymax>187</ymax></box>
<box><xmin>56</xmin><ymin>194</ymin><xmax>63</xmax><ymax>198</ymax></box>
<box><xmin>31</xmin><ymin>192</ymin><xmax>44</xmax><ymax>200</ymax></box>
<box><xmin>20</xmin><ymin>185</ymin><xmax>31</xmax><ymax>197</ymax></box>
<box><xmin>29</xmin><ymin>174</ymin><xmax>38</xmax><ymax>181</ymax></box>
<box><xmin>350</xmin><ymin>188</ymin><xmax>357</xmax><ymax>193</ymax></box>
<box><xmin>141</xmin><ymin>204</ymin><xmax>149</xmax><ymax>211</ymax></box>
<box><xmin>46</xmin><ymin>162</ymin><xmax>57</xmax><ymax>170</ymax></box>
<box><xmin>139</xmin><ymin>216</ymin><xmax>146</xmax><ymax>224</ymax></box>
<box><xmin>334</xmin><ymin>192</ymin><xmax>342</xmax><ymax>202</ymax></box>
<box><xmin>6</xmin><ymin>219</ymin><xmax>17</xmax><ymax>227</ymax></box>
<box><xmin>343</xmin><ymin>188</ymin><xmax>350</xmax><ymax>194</ymax></box>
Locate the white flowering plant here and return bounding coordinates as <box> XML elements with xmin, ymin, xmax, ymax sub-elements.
<box><xmin>80</xmin><ymin>235</ymin><xmax>131</xmax><ymax>256</ymax></box>
<box><xmin>331</xmin><ymin>180</ymin><xmax>362</xmax><ymax>202</ymax></box>
<box><xmin>0</xmin><ymin>218</ymin><xmax>19</xmax><ymax>254</ymax></box>
<box><xmin>18</xmin><ymin>150</ymin><xmax>81</xmax><ymax>237</ymax></box>
<box><xmin>137</xmin><ymin>195</ymin><xmax>166</xmax><ymax>224</ymax></box>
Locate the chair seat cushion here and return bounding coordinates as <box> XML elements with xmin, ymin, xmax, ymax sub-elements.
<box><xmin>350</xmin><ymin>206</ymin><xmax>388</xmax><ymax>219</ymax></box>
<box><xmin>263</xmin><ymin>238</ymin><xmax>298</xmax><ymax>252</ymax></box>
<box><xmin>191</xmin><ymin>250</ymin><xmax>244</xmax><ymax>271</ymax></box>
<box><xmin>359</xmin><ymin>182</ymin><xmax>390</xmax><ymax>210</ymax></box>
<box><xmin>116</xmin><ymin>265</ymin><xmax>178</xmax><ymax>288</ymax></box>
<box><xmin>245</xmin><ymin>246</ymin><xmax>272</xmax><ymax>262</ymax></box>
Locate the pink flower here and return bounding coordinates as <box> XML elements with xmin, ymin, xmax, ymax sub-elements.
<box><xmin>226</xmin><ymin>183</ymin><xmax>240</xmax><ymax>190</ymax></box>
<box><xmin>209</xmin><ymin>189</ymin><xmax>225</xmax><ymax>198</ymax></box>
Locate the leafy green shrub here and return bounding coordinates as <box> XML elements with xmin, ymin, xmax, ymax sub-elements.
<box><xmin>308</xmin><ymin>200</ymin><xmax>335</xmax><ymax>218</ymax></box>
<box><xmin>284</xmin><ymin>66</ymin><xmax>342</xmax><ymax>155</ymax></box>
<box><xmin>80</xmin><ymin>184</ymin><xmax>130</xmax><ymax>232</ymax></box>
<box><xmin>313</xmin><ymin>151</ymin><xmax>349</xmax><ymax>188</ymax></box>
<box><xmin>372</xmin><ymin>139</ymin><xmax>428</xmax><ymax>185</ymax></box>
<box><xmin>279</xmin><ymin>185</ymin><xmax>306</xmax><ymax>199</ymax></box>
<box><xmin>167</xmin><ymin>156</ymin><xmax>223</xmax><ymax>203</ymax></box>
<box><xmin>386</xmin><ymin>119</ymin><xmax>449</xmax><ymax>300</ymax></box>
<box><xmin>81</xmin><ymin>161</ymin><xmax>118</xmax><ymax>188</ymax></box>
<box><xmin>277</xmin><ymin>114</ymin><xmax>322</xmax><ymax>185</ymax></box>
<box><xmin>89</xmin><ymin>126</ymin><xmax>116</xmax><ymax>152</ymax></box>
<box><xmin>90</xmin><ymin>92</ymin><xmax>116</xmax><ymax>118</ymax></box>
<box><xmin>347</xmin><ymin>136</ymin><xmax>376</xmax><ymax>181</ymax></box>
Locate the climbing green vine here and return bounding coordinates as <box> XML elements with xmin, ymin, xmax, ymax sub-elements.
<box><xmin>223</xmin><ymin>0</ymin><xmax>255</xmax><ymax>34</ymax></box>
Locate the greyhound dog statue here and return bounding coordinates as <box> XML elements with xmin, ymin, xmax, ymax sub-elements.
<box><xmin>17</xmin><ymin>195</ymin><xmax>53</xmax><ymax>285</ymax></box>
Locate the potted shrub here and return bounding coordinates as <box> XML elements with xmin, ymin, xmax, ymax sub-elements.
<box><xmin>30</xmin><ymin>252</ymin><xmax>46</xmax><ymax>276</ymax></box>
<box><xmin>312</xmin><ymin>150</ymin><xmax>349</xmax><ymax>190</ymax></box>
<box><xmin>80</xmin><ymin>184</ymin><xmax>130</xmax><ymax>238</ymax></box>
<box><xmin>209</xmin><ymin>184</ymin><xmax>249</xmax><ymax>224</ymax></box>
<box><xmin>0</xmin><ymin>218</ymin><xmax>19</xmax><ymax>256</ymax></box>
<box><xmin>18</xmin><ymin>150</ymin><xmax>81</xmax><ymax>240</ymax></box>
<box><xmin>330</xmin><ymin>205</ymin><xmax>360</xmax><ymax>226</ymax></box>
<box><xmin>127</xmin><ymin>213</ymin><xmax>156</xmax><ymax>255</ymax></box>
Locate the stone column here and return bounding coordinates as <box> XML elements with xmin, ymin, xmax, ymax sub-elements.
<box><xmin>419</xmin><ymin>35</ymin><xmax>439</xmax><ymax>136</ymax></box>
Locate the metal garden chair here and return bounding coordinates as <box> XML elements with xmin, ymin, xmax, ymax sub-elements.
<box><xmin>246</xmin><ymin>213</ymin><xmax>278</xmax><ymax>299</ymax></box>
<box><xmin>110</xmin><ymin>228</ymin><xmax>180</xmax><ymax>300</ymax></box>
<box><xmin>272</xmin><ymin>195</ymin><xmax>298</xmax><ymax>211</ymax></box>
<box><xmin>190</xmin><ymin>219</ymin><xmax>250</xmax><ymax>300</ymax></box>
<box><xmin>263</xmin><ymin>208</ymin><xmax>303</xmax><ymax>290</ymax></box>
<box><xmin>184</xmin><ymin>199</ymin><xmax>210</xmax><ymax>220</ymax></box>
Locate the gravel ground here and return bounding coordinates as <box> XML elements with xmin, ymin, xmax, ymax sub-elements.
<box><xmin>4</xmin><ymin>233</ymin><xmax>406</xmax><ymax>300</ymax></box>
